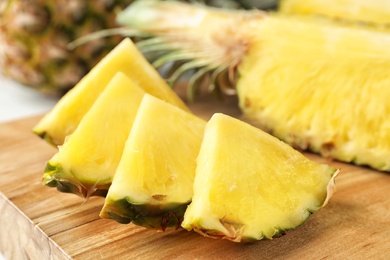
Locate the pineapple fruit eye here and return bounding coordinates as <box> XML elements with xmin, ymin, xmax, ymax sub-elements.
<box><xmin>12</xmin><ymin>3</ymin><xmax>51</xmax><ymax>34</ymax></box>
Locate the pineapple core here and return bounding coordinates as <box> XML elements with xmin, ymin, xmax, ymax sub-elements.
<box><xmin>182</xmin><ymin>113</ymin><xmax>337</xmax><ymax>242</ymax></box>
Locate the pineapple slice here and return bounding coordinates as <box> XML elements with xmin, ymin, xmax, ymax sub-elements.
<box><xmin>33</xmin><ymin>38</ymin><xmax>188</xmax><ymax>146</ymax></box>
<box><xmin>117</xmin><ymin>1</ymin><xmax>390</xmax><ymax>171</ymax></box>
<box><xmin>279</xmin><ymin>0</ymin><xmax>390</xmax><ymax>25</ymax></box>
<box><xmin>101</xmin><ymin>94</ymin><xmax>206</xmax><ymax>230</ymax></box>
<box><xmin>43</xmin><ymin>72</ymin><xmax>145</xmax><ymax>198</ymax></box>
<box><xmin>182</xmin><ymin>113</ymin><xmax>338</xmax><ymax>242</ymax></box>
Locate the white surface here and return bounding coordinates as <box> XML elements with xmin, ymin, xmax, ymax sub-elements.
<box><xmin>0</xmin><ymin>74</ymin><xmax>58</xmax><ymax>123</ymax></box>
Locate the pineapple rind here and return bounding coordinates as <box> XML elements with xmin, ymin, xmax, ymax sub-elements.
<box><xmin>0</xmin><ymin>0</ymin><xmax>133</xmax><ymax>96</ymax></box>
<box><xmin>43</xmin><ymin>161</ymin><xmax>109</xmax><ymax>198</ymax></box>
<box><xmin>100</xmin><ymin>198</ymin><xmax>188</xmax><ymax>230</ymax></box>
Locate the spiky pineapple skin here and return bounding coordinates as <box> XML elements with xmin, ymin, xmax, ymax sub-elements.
<box><xmin>43</xmin><ymin>161</ymin><xmax>109</xmax><ymax>198</ymax></box>
<box><xmin>0</xmin><ymin>0</ymin><xmax>133</xmax><ymax>96</ymax></box>
<box><xmin>100</xmin><ymin>198</ymin><xmax>188</xmax><ymax>231</ymax></box>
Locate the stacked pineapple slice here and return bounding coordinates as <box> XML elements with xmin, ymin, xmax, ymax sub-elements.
<box><xmin>41</xmin><ymin>38</ymin><xmax>189</xmax><ymax>197</ymax></box>
<box><xmin>35</xmin><ymin>38</ymin><xmax>338</xmax><ymax>242</ymax></box>
<box><xmin>33</xmin><ymin>38</ymin><xmax>188</xmax><ymax>146</ymax></box>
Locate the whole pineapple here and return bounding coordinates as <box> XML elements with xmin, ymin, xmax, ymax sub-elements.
<box><xmin>0</xmin><ymin>0</ymin><xmax>134</xmax><ymax>96</ymax></box>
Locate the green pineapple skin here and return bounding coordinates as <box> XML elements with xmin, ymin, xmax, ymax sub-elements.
<box><xmin>33</xmin><ymin>130</ymin><xmax>56</xmax><ymax>147</ymax></box>
<box><xmin>43</xmin><ymin>161</ymin><xmax>108</xmax><ymax>198</ymax></box>
<box><xmin>0</xmin><ymin>0</ymin><xmax>135</xmax><ymax>96</ymax></box>
<box><xmin>100</xmin><ymin>198</ymin><xmax>188</xmax><ymax>231</ymax></box>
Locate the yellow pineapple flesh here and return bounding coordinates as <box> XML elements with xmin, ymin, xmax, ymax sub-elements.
<box><xmin>279</xmin><ymin>0</ymin><xmax>390</xmax><ymax>25</ymax></box>
<box><xmin>182</xmin><ymin>113</ymin><xmax>338</xmax><ymax>242</ymax></box>
<box><xmin>237</xmin><ymin>15</ymin><xmax>390</xmax><ymax>170</ymax></box>
<box><xmin>33</xmin><ymin>38</ymin><xmax>189</xmax><ymax>146</ymax></box>
<box><xmin>43</xmin><ymin>72</ymin><xmax>145</xmax><ymax>198</ymax></box>
<box><xmin>101</xmin><ymin>94</ymin><xmax>206</xmax><ymax>230</ymax></box>
<box><xmin>117</xmin><ymin>1</ymin><xmax>390</xmax><ymax>171</ymax></box>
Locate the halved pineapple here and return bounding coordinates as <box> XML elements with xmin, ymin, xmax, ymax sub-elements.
<box><xmin>117</xmin><ymin>1</ymin><xmax>390</xmax><ymax>171</ymax></box>
<box><xmin>43</xmin><ymin>72</ymin><xmax>145</xmax><ymax>198</ymax></box>
<box><xmin>101</xmin><ymin>94</ymin><xmax>206</xmax><ymax>230</ymax></box>
<box><xmin>33</xmin><ymin>37</ymin><xmax>189</xmax><ymax>146</ymax></box>
<box><xmin>182</xmin><ymin>113</ymin><xmax>338</xmax><ymax>242</ymax></box>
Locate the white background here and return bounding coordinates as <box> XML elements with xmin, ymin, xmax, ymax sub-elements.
<box><xmin>0</xmin><ymin>74</ymin><xmax>58</xmax><ymax>123</ymax></box>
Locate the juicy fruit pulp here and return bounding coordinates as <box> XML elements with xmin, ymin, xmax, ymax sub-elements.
<box><xmin>237</xmin><ymin>16</ymin><xmax>390</xmax><ymax>171</ymax></box>
<box><xmin>182</xmin><ymin>113</ymin><xmax>338</xmax><ymax>242</ymax></box>
<box><xmin>43</xmin><ymin>72</ymin><xmax>145</xmax><ymax>198</ymax></box>
<box><xmin>101</xmin><ymin>94</ymin><xmax>206</xmax><ymax>230</ymax></box>
<box><xmin>117</xmin><ymin>1</ymin><xmax>390</xmax><ymax>171</ymax></box>
<box><xmin>279</xmin><ymin>0</ymin><xmax>390</xmax><ymax>25</ymax></box>
<box><xmin>33</xmin><ymin>38</ymin><xmax>189</xmax><ymax>146</ymax></box>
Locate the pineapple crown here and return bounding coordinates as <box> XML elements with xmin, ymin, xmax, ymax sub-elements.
<box><xmin>70</xmin><ymin>0</ymin><xmax>265</xmax><ymax>100</ymax></box>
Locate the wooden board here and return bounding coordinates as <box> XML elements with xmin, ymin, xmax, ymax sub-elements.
<box><xmin>1</xmin><ymin>97</ymin><xmax>390</xmax><ymax>260</ymax></box>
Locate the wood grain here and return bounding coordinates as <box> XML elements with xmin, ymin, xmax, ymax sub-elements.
<box><xmin>1</xmin><ymin>97</ymin><xmax>390</xmax><ymax>260</ymax></box>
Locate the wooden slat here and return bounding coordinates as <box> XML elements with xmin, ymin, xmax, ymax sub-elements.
<box><xmin>1</xmin><ymin>98</ymin><xmax>390</xmax><ymax>259</ymax></box>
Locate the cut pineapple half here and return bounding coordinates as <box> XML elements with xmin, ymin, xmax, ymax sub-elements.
<box><xmin>117</xmin><ymin>1</ymin><xmax>390</xmax><ymax>171</ymax></box>
<box><xmin>237</xmin><ymin>15</ymin><xmax>390</xmax><ymax>170</ymax></box>
<box><xmin>182</xmin><ymin>113</ymin><xmax>338</xmax><ymax>242</ymax></box>
<box><xmin>101</xmin><ymin>94</ymin><xmax>206</xmax><ymax>230</ymax></box>
<box><xmin>33</xmin><ymin>37</ymin><xmax>189</xmax><ymax>146</ymax></box>
<box><xmin>43</xmin><ymin>72</ymin><xmax>145</xmax><ymax>198</ymax></box>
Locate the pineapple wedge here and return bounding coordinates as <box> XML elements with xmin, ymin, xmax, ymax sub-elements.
<box><xmin>182</xmin><ymin>113</ymin><xmax>338</xmax><ymax>242</ymax></box>
<box><xmin>117</xmin><ymin>1</ymin><xmax>390</xmax><ymax>171</ymax></box>
<box><xmin>33</xmin><ymin>38</ymin><xmax>188</xmax><ymax>146</ymax></box>
<box><xmin>101</xmin><ymin>94</ymin><xmax>206</xmax><ymax>230</ymax></box>
<box><xmin>43</xmin><ymin>72</ymin><xmax>145</xmax><ymax>198</ymax></box>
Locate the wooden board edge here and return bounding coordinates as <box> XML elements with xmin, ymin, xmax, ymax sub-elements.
<box><xmin>0</xmin><ymin>192</ymin><xmax>71</xmax><ymax>260</ymax></box>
